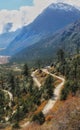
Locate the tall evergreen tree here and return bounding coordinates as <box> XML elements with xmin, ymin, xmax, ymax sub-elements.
<box><xmin>43</xmin><ymin>75</ymin><xmax>54</xmax><ymax>99</ymax></box>
<box><xmin>7</xmin><ymin>73</ymin><xmax>16</xmax><ymax>96</ymax></box>
<box><xmin>22</xmin><ymin>64</ymin><xmax>30</xmax><ymax>77</ymax></box>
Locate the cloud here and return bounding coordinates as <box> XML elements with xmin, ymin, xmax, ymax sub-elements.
<box><xmin>2</xmin><ymin>22</ymin><xmax>13</xmax><ymax>33</ymax></box>
<box><xmin>0</xmin><ymin>0</ymin><xmax>80</xmax><ymax>33</ymax></box>
<box><xmin>56</xmin><ymin>0</ymin><xmax>80</xmax><ymax>6</ymax></box>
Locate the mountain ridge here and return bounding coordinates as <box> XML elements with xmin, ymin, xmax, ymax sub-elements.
<box><xmin>3</xmin><ymin>3</ymin><xmax>80</xmax><ymax>56</ymax></box>
<box><xmin>11</xmin><ymin>19</ymin><xmax>80</xmax><ymax>64</ymax></box>
<box><xmin>0</xmin><ymin>29</ymin><xmax>20</xmax><ymax>49</ymax></box>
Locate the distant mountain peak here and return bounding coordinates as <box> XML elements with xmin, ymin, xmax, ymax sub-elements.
<box><xmin>2</xmin><ymin>2</ymin><xmax>80</xmax><ymax>56</ymax></box>
<box><xmin>48</xmin><ymin>2</ymin><xmax>78</xmax><ymax>11</ymax></box>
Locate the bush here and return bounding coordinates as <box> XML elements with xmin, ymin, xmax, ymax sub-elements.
<box><xmin>60</xmin><ymin>80</ymin><xmax>79</xmax><ymax>100</ymax></box>
<box><xmin>60</xmin><ymin>87</ymin><xmax>69</xmax><ymax>100</ymax></box>
<box><xmin>12</xmin><ymin>122</ymin><xmax>20</xmax><ymax>129</ymax></box>
<box><xmin>32</xmin><ymin>111</ymin><xmax>45</xmax><ymax>125</ymax></box>
<box><xmin>43</xmin><ymin>75</ymin><xmax>54</xmax><ymax>100</ymax></box>
<box><xmin>70</xmin><ymin>81</ymin><xmax>78</xmax><ymax>95</ymax></box>
<box><xmin>60</xmin><ymin>80</ymin><xmax>70</xmax><ymax>100</ymax></box>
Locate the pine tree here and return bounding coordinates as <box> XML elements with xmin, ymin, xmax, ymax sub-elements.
<box><xmin>43</xmin><ymin>75</ymin><xmax>54</xmax><ymax>100</ymax></box>
<box><xmin>7</xmin><ymin>73</ymin><xmax>16</xmax><ymax>97</ymax></box>
<box><xmin>22</xmin><ymin>64</ymin><xmax>30</xmax><ymax>77</ymax></box>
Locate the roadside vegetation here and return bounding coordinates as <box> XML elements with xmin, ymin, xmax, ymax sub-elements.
<box><xmin>56</xmin><ymin>49</ymin><xmax>80</xmax><ymax>100</ymax></box>
<box><xmin>0</xmin><ymin>63</ymin><xmax>55</xmax><ymax>129</ymax></box>
<box><xmin>0</xmin><ymin>48</ymin><xmax>79</xmax><ymax>130</ymax></box>
<box><xmin>23</xmin><ymin>49</ymin><xmax>80</xmax><ymax>130</ymax></box>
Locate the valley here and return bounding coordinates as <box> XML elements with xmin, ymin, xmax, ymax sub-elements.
<box><xmin>0</xmin><ymin>53</ymin><xmax>80</xmax><ymax>130</ymax></box>
<box><xmin>0</xmin><ymin>1</ymin><xmax>80</xmax><ymax>130</ymax></box>
<box><xmin>0</xmin><ymin>63</ymin><xmax>64</xmax><ymax>129</ymax></box>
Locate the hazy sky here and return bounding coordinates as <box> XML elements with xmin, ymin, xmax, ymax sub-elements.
<box><xmin>0</xmin><ymin>0</ymin><xmax>33</xmax><ymax>10</ymax></box>
<box><xmin>0</xmin><ymin>0</ymin><xmax>80</xmax><ymax>10</ymax></box>
<box><xmin>0</xmin><ymin>0</ymin><xmax>80</xmax><ymax>33</ymax></box>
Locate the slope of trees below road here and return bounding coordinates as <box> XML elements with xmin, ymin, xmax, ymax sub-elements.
<box><xmin>56</xmin><ymin>49</ymin><xmax>80</xmax><ymax>100</ymax></box>
<box><xmin>0</xmin><ymin>63</ymin><xmax>55</xmax><ymax>129</ymax></box>
<box><xmin>23</xmin><ymin>51</ymin><xmax>80</xmax><ymax>130</ymax></box>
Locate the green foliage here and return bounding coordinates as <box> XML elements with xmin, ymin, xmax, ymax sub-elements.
<box><xmin>60</xmin><ymin>80</ymin><xmax>70</xmax><ymax>100</ymax></box>
<box><xmin>57</xmin><ymin>49</ymin><xmax>80</xmax><ymax>100</ymax></box>
<box><xmin>12</xmin><ymin>122</ymin><xmax>20</xmax><ymax>129</ymax></box>
<box><xmin>42</xmin><ymin>75</ymin><xmax>54</xmax><ymax>100</ymax></box>
<box><xmin>70</xmin><ymin>81</ymin><xmax>79</xmax><ymax>95</ymax></box>
<box><xmin>0</xmin><ymin>90</ymin><xmax>10</xmax><ymax>121</ymax></box>
<box><xmin>32</xmin><ymin>111</ymin><xmax>45</xmax><ymax>125</ymax></box>
<box><xmin>0</xmin><ymin>90</ymin><xmax>5</xmax><ymax>120</ymax></box>
<box><xmin>0</xmin><ymin>63</ymin><xmax>46</xmax><ymax>125</ymax></box>
<box><xmin>44</xmin><ymin>75</ymin><xmax>54</xmax><ymax>85</ymax></box>
<box><xmin>7</xmin><ymin>73</ymin><xmax>16</xmax><ymax>96</ymax></box>
<box><xmin>0</xmin><ymin>74</ymin><xmax>6</xmax><ymax>89</ymax></box>
<box><xmin>60</xmin><ymin>79</ymin><xmax>80</xmax><ymax>100</ymax></box>
<box><xmin>22</xmin><ymin>64</ymin><xmax>30</xmax><ymax>77</ymax></box>
<box><xmin>57</xmin><ymin>49</ymin><xmax>65</xmax><ymax>63</ymax></box>
<box><xmin>36</xmin><ymin>59</ymin><xmax>42</xmax><ymax>70</ymax></box>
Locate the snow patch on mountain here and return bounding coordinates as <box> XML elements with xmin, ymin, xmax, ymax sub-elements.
<box><xmin>0</xmin><ymin>0</ymin><xmax>80</xmax><ymax>34</ymax></box>
<box><xmin>49</xmin><ymin>3</ymin><xmax>79</xmax><ymax>11</ymax></box>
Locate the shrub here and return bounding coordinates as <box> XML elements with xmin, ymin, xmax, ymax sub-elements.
<box><xmin>60</xmin><ymin>80</ymin><xmax>70</xmax><ymax>100</ymax></box>
<box><xmin>12</xmin><ymin>122</ymin><xmax>20</xmax><ymax>129</ymax></box>
<box><xmin>60</xmin><ymin>87</ymin><xmax>69</xmax><ymax>100</ymax></box>
<box><xmin>32</xmin><ymin>111</ymin><xmax>45</xmax><ymax>125</ymax></box>
<box><xmin>43</xmin><ymin>75</ymin><xmax>54</xmax><ymax>100</ymax></box>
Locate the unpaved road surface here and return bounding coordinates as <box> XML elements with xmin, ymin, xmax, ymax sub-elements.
<box><xmin>42</xmin><ymin>69</ymin><xmax>65</xmax><ymax>114</ymax></box>
<box><xmin>31</xmin><ymin>70</ymin><xmax>41</xmax><ymax>88</ymax></box>
<box><xmin>21</xmin><ymin>68</ymin><xmax>65</xmax><ymax>129</ymax></box>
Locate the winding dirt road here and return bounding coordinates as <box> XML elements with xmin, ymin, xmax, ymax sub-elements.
<box><xmin>31</xmin><ymin>70</ymin><xmax>41</xmax><ymax>88</ymax></box>
<box><xmin>22</xmin><ymin>69</ymin><xmax>65</xmax><ymax>129</ymax></box>
<box><xmin>3</xmin><ymin>89</ymin><xmax>13</xmax><ymax>107</ymax></box>
<box><xmin>42</xmin><ymin>69</ymin><xmax>65</xmax><ymax>114</ymax></box>
<box><xmin>31</xmin><ymin>69</ymin><xmax>65</xmax><ymax>115</ymax></box>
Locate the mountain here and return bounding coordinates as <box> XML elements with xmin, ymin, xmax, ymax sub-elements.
<box><xmin>11</xmin><ymin>20</ymin><xmax>80</xmax><ymax>64</ymax></box>
<box><xmin>4</xmin><ymin>3</ymin><xmax>80</xmax><ymax>56</ymax></box>
<box><xmin>0</xmin><ymin>30</ymin><xmax>20</xmax><ymax>49</ymax></box>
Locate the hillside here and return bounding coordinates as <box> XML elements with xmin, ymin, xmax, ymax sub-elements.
<box><xmin>0</xmin><ymin>29</ymin><xmax>20</xmax><ymax>49</ymax></box>
<box><xmin>21</xmin><ymin>54</ymin><xmax>80</xmax><ymax>130</ymax></box>
<box><xmin>24</xmin><ymin>97</ymin><xmax>80</xmax><ymax>130</ymax></box>
<box><xmin>0</xmin><ymin>1</ymin><xmax>80</xmax><ymax>130</ymax></box>
<box><xmin>4</xmin><ymin>3</ymin><xmax>80</xmax><ymax>55</ymax></box>
<box><xmin>11</xmin><ymin>20</ymin><xmax>80</xmax><ymax>64</ymax></box>
<box><xmin>0</xmin><ymin>51</ymin><xmax>80</xmax><ymax>130</ymax></box>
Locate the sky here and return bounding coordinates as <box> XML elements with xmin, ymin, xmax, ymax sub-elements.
<box><xmin>0</xmin><ymin>0</ymin><xmax>33</xmax><ymax>10</ymax></box>
<box><xmin>0</xmin><ymin>0</ymin><xmax>80</xmax><ymax>33</ymax></box>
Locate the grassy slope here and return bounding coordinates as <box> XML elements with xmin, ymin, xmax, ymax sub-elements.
<box><xmin>22</xmin><ymin>97</ymin><xmax>80</xmax><ymax>130</ymax></box>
